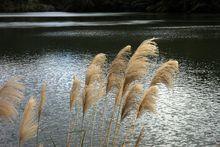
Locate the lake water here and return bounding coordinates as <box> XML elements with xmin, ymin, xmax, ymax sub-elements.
<box><xmin>0</xmin><ymin>12</ymin><xmax>219</xmax><ymax>146</ymax></box>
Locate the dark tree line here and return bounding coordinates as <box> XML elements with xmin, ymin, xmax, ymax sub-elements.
<box><xmin>0</xmin><ymin>0</ymin><xmax>220</xmax><ymax>13</ymax></box>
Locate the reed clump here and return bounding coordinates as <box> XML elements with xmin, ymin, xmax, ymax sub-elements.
<box><xmin>0</xmin><ymin>38</ymin><xmax>179</xmax><ymax>147</ymax></box>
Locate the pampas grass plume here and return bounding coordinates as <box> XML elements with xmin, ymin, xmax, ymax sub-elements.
<box><xmin>0</xmin><ymin>77</ymin><xmax>24</xmax><ymax>104</ymax></box>
<box><xmin>121</xmin><ymin>84</ymin><xmax>143</xmax><ymax>120</ymax></box>
<box><xmin>137</xmin><ymin>86</ymin><xmax>158</xmax><ymax>118</ymax></box>
<box><xmin>150</xmin><ymin>60</ymin><xmax>179</xmax><ymax>89</ymax></box>
<box><xmin>82</xmin><ymin>53</ymin><xmax>106</xmax><ymax>115</ymax></box>
<box><xmin>122</xmin><ymin>38</ymin><xmax>158</xmax><ymax>98</ymax></box>
<box><xmin>70</xmin><ymin>76</ymin><xmax>80</xmax><ymax>111</ymax></box>
<box><xmin>19</xmin><ymin>97</ymin><xmax>38</xmax><ymax>146</ymax></box>
<box><xmin>106</xmin><ymin>45</ymin><xmax>131</xmax><ymax>93</ymax></box>
<box><xmin>38</xmin><ymin>82</ymin><xmax>46</xmax><ymax>119</ymax></box>
<box><xmin>0</xmin><ymin>99</ymin><xmax>18</xmax><ymax>120</ymax></box>
<box><xmin>0</xmin><ymin>77</ymin><xmax>24</xmax><ymax>120</ymax></box>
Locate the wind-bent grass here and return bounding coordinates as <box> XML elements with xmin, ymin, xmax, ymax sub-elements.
<box><xmin>112</xmin><ymin>38</ymin><xmax>158</xmax><ymax>146</ymax></box>
<box><xmin>150</xmin><ymin>60</ymin><xmax>179</xmax><ymax>89</ymax></box>
<box><xmin>81</xmin><ymin>53</ymin><xmax>107</xmax><ymax>146</ymax></box>
<box><xmin>0</xmin><ymin>99</ymin><xmax>18</xmax><ymax>121</ymax></box>
<box><xmin>37</xmin><ymin>82</ymin><xmax>46</xmax><ymax>145</ymax></box>
<box><xmin>70</xmin><ymin>76</ymin><xmax>80</xmax><ymax>112</ymax></box>
<box><xmin>0</xmin><ymin>38</ymin><xmax>179</xmax><ymax>147</ymax></box>
<box><xmin>82</xmin><ymin>53</ymin><xmax>106</xmax><ymax>114</ymax></box>
<box><xmin>137</xmin><ymin>86</ymin><xmax>158</xmax><ymax>118</ymax></box>
<box><xmin>0</xmin><ymin>77</ymin><xmax>24</xmax><ymax>121</ymax></box>
<box><xmin>106</xmin><ymin>45</ymin><xmax>131</xmax><ymax>94</ymax></box>
<box><xmin>121</xmin><ymin>84</ymin><xmax>143</xmax><ymax>121</ymax></box>
<box><xmin>105</xmin><ymin>45</ymin><xmax>131</xmax><ymax>146</ymax></box>
<box><xmin>67</xmin><ymin>76</ymin><xmax>80</xmax><ymax>147</ymax></box>
<box><xmin>19</xmin><ymin>97</ymin><xmax>38</xmax><ymax>147</ymax></box>
<box><xmin>121</xmin><ymin>84</ymin><xmax>143</xmax><ymax>147</ymax></box>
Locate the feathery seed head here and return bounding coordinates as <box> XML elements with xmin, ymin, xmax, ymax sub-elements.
<box><xmin>107</xmin><ymin>45</ymin><xmax>131</xmax><ymax>93</ymax></box>
<box><xmin>121</xmin><ymin>38</ymin><xmax>158</xmax><ymax>98</ymax></box>
<box><xmin>38</xmin><ymin>82</ymin><xmax>46</xmax><ymax>119</ymax></box>
<box><xmin>19</xmin><ymin>97</ymin><xmax>38</xmax><ymax>145</ymax></box>
<box><xmin>137</xmin><ymin>86</ymin><xmax>158</xmax><ymax>118</ymax></box>
<box><xmin>121</xmin><ymin>84</ymin><xmax>143</xmax><ymax>120</ymax></box>
<box><xmin>0</xmin><ymin>99</ymin><xmax>18</xmax><ymax>121</ymax></box>
<box><xmin>70</xmin><ymin>76</ymin><xmax>80</xmax><ymax>111</ymax></box>
<box><xmin>150</xmin><ymin>60</ymin><xmax>179</xmax><ymax>89</ymax></box>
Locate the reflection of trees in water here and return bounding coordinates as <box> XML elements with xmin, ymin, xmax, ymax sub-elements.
<box><xmin>0</xmin><ymin>0</ymin><xmax>220</xmax><ymax>12</ymax></box>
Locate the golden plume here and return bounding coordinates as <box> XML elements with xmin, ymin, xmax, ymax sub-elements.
<box><xmin>38</xmin><ymin>82</ymin><xmax>46</xmax><ymax>119</ymax></box>
<box><xmin>137</xmin><ymin>86</ymin><xmax>158</xmax><ymax>118</ymax></box>
<box><xmin>150</xmin><ymin>60</ymin><xmax>179</xmax><ymax>89</ymax></box>
<box><xmin>121</xmin><ymin>84</ymin><xmax>143</xmax><ymax>120</ymax></box>
<box><xmin>106</xmin><ymin>45</ymin><xmax>131</xmax><ymax>93</ymax></box>
<box><xmin>0</xmin><ymin>99</ymin><xmax>18</xmax><ymax>120</ymax></box>
<box><xmin>19</xmin><ymin>97</ymin><xmax>38</xmax><ymax>145</ymax></box>
<box><xmin>116</xmin><ymin>38</ymin><xmax>158</xmax><ymax>104</ymax></box>
<box><xmin>83</xmin><ymin>53</ymin><xmax>106</xmax><ymax>114</ymax></box>
<box><xmin>70</xmin><ymin>76</ymin><xmax>80</xmax><ymax>111</ymax></box>
<box><xmin>0</xmin><ymin>77</ymin><xmax>24</xmax><ymax>120</ymax></box>
<box><xmin>134</xmin><ymin>127</ymin><xmax>144</xmax><ymax>147</ymax></box>
<box><xmin>85</xmin><ymin>53</ymin><xmax>106</xmax><ymax>86</ymax></box>
<box><xmin>0</xmin><ymin>77</ymin><xmax>25</xmax><ymax>104</ymax></box>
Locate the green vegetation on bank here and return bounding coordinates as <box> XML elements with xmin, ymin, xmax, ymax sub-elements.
<box><xmin>0</xmin><ymin>0</ymin><xmax>220</xmax><ymax>13</ymax></box>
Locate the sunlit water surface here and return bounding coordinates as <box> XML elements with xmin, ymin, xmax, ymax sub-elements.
<box><xmin>0</xmin><ymin>12</ymin><xmax>219</xmax><ymax>146</ymax></box>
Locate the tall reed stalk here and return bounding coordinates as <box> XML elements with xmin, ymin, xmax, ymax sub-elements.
<box><xmin>134</xmin><ymin>127</ymin><xmax>144</xmax><ymax>147</ymax></box>
<box><xmin>37</xmin><ymin>82</ymin><xmax>46</xmax><ymax>145</ymax></box>
<box><xmin>105</xmin><ymin>45</ymin><xmax>131</xmax><ymax>146</ymax></box>
<box><xmin>81</xmin><ymin>53</ymin><xmax>106</xmax><ymax>146</ymax></box>
<box><xmin>19</xmin><ymin>97</ymin><xmax>38</xmax><ymax>147</ymax></box>
<box><xmin>90</xmin><ymin>105</ymin><xmax>97</xmax><ymax>147</ymax></box>
<box><xmin>99</xmin><ymin>94</ymin><xmax>109</xmax><ymax>147</ymax></box>
<box><xmin>66</xmin><ymin>76</ymin><xmax>80</xmax><ymax>147</ymax></box>
<box><xmin>121</xmin><ymin>84</ymin><xmax>143</xmax><ymax>146</ymax></box>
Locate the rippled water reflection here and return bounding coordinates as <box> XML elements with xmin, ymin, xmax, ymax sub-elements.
<box><xmin>0</xmin><ymin>12</ymin><xmax>219</xmax><ymax>146</ymax></box>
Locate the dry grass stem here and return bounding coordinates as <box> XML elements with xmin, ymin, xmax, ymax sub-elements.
<box><xmin>37</xmin><ymin>82</ymin><xmax>47</xmax><ymax>145</ymax></box>
<box><xmin>38</xmin><ymin>82</ymin><xmax>46</xmax><ymax>119</ymax></box>
<box><xmin>135</xmin><ymin>127</ymin><xmax>144</xmax><ymax>147</ymax></box>
<box><xmin>70</xmin><ymin>76</ymin><xmax>80</xmax><ymax>111</ymax></box>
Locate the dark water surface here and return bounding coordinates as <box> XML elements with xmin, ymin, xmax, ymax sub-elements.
<box><xmin>0</xmin><ymin>12</ymin><xmax>219</xmax><ymax>146</ymax></box>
